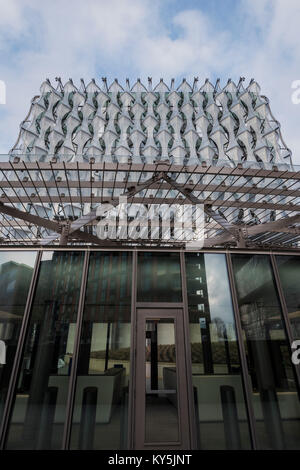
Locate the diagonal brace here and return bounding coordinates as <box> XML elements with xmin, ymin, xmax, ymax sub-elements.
<box><xmin>40</xmin><ymin>171</ymin><xmax>165</xmax><ymax>245</ymax></box>
<box><xmin>161</xmin><ymin>173</ymin><xmax>238</xmax><ymax>237</ymax></box>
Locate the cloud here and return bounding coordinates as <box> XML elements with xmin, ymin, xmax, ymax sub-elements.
<box><xmin>0</xmin><ymin>0</ymin><xmax>25</xmax><ymax>38</ymax></box>
<box><xmin>204</xmin><ymin>254</ymin><xmax>234</xmax><ymax>324</ymax></box>
<box><xmin>133</xmin><ymin>9</ymin><xmax>229</xmax><ymax>79</ymax></box>
<box><xmin>0</xmin><ymin>0</ymin><xmax>155</xmax><ymax>152</ymax></box>
<box><xmin>234</xmin><ymin>0</ymin><xmax>300</xmax><ymax>164</ymax></box>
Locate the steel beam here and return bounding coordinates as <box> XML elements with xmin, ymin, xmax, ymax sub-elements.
<box><xmin>205</xmin><ymin>214</ymin><xmax>300</xmax><ymax>247</ymax></box>
<box><xmin>0</xmin><ymin>195</ymin><xmax>298</xmax><ymax>212</ymax></box>
<box><xmin>0</xmin><ymin>201</ymin><xmax>121</xmax><ymax>246</ymax></box>
<box><xmin>2</xmin><ymin>161</ymin><xmax>300</xmax><ymax>181</ymax></box>
<box><xmin>40</xmin><ymin>172</ymin><xmax>165</xmax><ymax>245</ymax></box>
<box><xmin>0</xmin><ymin>202</ymin><xmax>60</xmax><ymax>232</ymax></box>
<box><xmin>161</xmin><ymin>173</ymin><xmax>239</xmax><ymax>237</ymax></box>
<box><xmin>0</xmin><ymin>179</ymin><xmax>299</xmax><ymax>199</ymax></box>
<box><xmin>0</xmin><ymin>161</ymin><xmax>299</xmax><ymax>248</ymax></box>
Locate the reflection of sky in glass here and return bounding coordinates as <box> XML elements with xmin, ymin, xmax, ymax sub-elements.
<box><xmin>41</xmin><ymin>251</ymin><xmax>54</xmax><ymax>262</ymax></box>
<box><xmin>204</xmin><ymin>254</ymin><xmax>234</xmax><ymax>324</ymax></box>
<box><xmin>0</xmin><ymin>251</ymin><xmax>37</xmax><ymax>268</ymax></box>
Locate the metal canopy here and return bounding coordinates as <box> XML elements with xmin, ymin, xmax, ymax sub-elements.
<box><xmin>0</xmin><ymin>159</ymin><xmax>299</xmax><ymax>249</ymax></box>
<box><xmin>2</xmin><ymin>76</ymin><xmax>298</xmax><ymax>250</ymax></box>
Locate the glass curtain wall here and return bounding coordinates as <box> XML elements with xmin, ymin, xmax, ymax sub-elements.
<box><xmin>5</xmin><ymin>251</ymin><xmax>84</xmax><ymax>449</ymax></box>
<box><xmin>0</xmin><ymin>251</ymin><xmax>37</xmax><ymax>425</ymax></box>
<box><xmin>231</xmin><ymin>254</ymin><xmax>300</xmax><ymax>449</ymax></box>
<box><xmin>70</xmin><ymin>252</ymin><xmax>132</xmax><ymax>450</ymax></box>
<box><xmin>276</xmin><ymin>255</ymin><xmax>300</xmax><ymax>339</ymax></box>
<box><xmin>1</xmin><ymin>248</ymin><xmax>300</xmax><ymax>450</ymax></box>
<box><xmin>137</xmin><ymin>252</ymin><xmax>182</xmax><ymax>302</ymax></box>
<box><xmin>185</xmin><ymin>253</ymin><xmax>251</xmax><ymax>450</ymax></box>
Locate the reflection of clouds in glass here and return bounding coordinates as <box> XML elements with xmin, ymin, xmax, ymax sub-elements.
<box><xmin>0</xmin><ymin>251</ymin><xmax>37</xmax><ymax>269</ymax></box>
<box><xmin>41</xmin><ymin>251</ymin><xmax>54</xmax><ymax>262</ymax></box>
<box><xmin>204</xmin><ymin>254</ymin><xmax>234</xmax><ymax>325</ymax></box>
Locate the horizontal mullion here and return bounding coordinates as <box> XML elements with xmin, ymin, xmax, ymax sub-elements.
<box><xmin>2</xmin><ymin>162</ymin><xmax>300</xmax><ymax>180</ymax></box>
<box><xmin>0</xmin><ymin>180</ymin><xmax>299</xmax><ymax>198</ymax></box>
<box><xmin>0</xmin><ymin>195</ymin><xmax>298</xmax><ymax>211</ymax></box>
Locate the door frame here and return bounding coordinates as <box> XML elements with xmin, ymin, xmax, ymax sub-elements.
<box><xmin>133</xmin><ymin>307</ymin><xmax>191</xmax><ymax>450</ymax></box>
<box><xmin>127</xmin><ymin>251</ymin><xmax>197</xmax><ymax>449</ymax></box>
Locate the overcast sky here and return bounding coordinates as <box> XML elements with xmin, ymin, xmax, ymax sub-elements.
<box><xmin>0</xmin><ymin>0</ymin><xmax>299</xmax><ymax>164</ymax></box>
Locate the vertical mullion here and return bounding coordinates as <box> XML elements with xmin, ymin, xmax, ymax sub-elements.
<box><xmin>128</xmin><ymin>250</ymin><xmax>137</xmax><ymax>449</ymax></box>
<box><xmin>270</xmin><ymin>253</ymin><xmax>300</xmax><ymax>391</ymax></box>
<box><xmin>61</xmin><ymin>250</ymin><xmax>90</xmax><ymax>449</ymax></box>
<box><xmin>0</xmin><ymin>249</ymin><xmax>42</xmax><ymax>449</ymax></box>
<box><xmin>225</xmin><ymin>252</ymin><xmax>258</xmax><ymax>450</ymax></box>
<box><xmin>179</xmin><ymin>250</ymin><xmax>197</xmax><ymax>449</ymax></box>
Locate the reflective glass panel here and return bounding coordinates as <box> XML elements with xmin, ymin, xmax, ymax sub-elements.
<box><xmin>137</xmin><ymin>252</ymin><xmax>182</xmax><ymax>302</ymax></box>
<box><xmin>70</xmin><ymin>252</ymin><xmax>132</xmax><ymax>450</ymax></box>
<box><xmin>5</xmin><ymin>251</ymin><xmax>84</xmax><ymax>449</ymax></box>
<box><xmin>231</xmin><ymin>253</ymin><xmax>300</xmax><ymax>449</ymax></box>
<box><xmin>0</xmin><ymin>251</ymin><xmax>37</xmax><ymax>424</ymax></box>
<box><xmin>145</xmin><ymin>319</ymin><xmax>179</xmax><ymax>443</ymax></box>
<box><xmin>185</xmin><ymin>253</ymin><xmax>251</xmax><ymax>449</ymax></box>
<box><xmin>276</xmin><ymin>255</ymin><xmax>300</xmax><ymax>338</ymax></box>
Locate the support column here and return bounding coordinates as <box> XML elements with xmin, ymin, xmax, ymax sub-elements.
<box><xmin>59</xmin><ymin>224</ymin><xmax>70</xmax><ymax>245</ymax></box>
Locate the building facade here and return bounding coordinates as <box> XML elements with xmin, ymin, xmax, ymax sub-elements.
<box><xmin>0</xmin><ymin>78</ymin><xmax>299</xmax><ymax>450</ymax></box>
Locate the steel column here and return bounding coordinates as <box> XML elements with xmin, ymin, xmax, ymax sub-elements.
<box><xmin>128</xmin><ymin>250</ymin><xmax>137</xmax><ymax>449</ymax></box>
<box><xmin>61</xmin><ymin>250</ymin><xmax>90</xmax><ymax>449</ymax></box>
<box><xmin>225</xmin><ymin>252</ymin><xmax>259</xmax><ymax>449</ymax></box>
<box><xmin>179</xmin><ymin>250</ymin><xmax>198</xmax><ymax>449</ymax></box>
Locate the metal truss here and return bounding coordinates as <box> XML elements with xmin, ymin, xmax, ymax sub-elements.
<box><xmin>0</xmin><ymin>160</ymin><xmax>299</xmax><ymax>249</ymax></box>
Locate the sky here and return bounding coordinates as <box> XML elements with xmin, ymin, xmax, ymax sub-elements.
<box><xmin>204</xmin><ymin>253</ymin><xmax>234</xmax><ymax>324</ymax></box>
<box><xmin>0</xmin><ymin>0</ymin><xmax>300</xmax><ymax>163</ymax></box>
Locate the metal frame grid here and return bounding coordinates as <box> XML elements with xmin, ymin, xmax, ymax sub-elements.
<box><xmin>0</xmin><ymin>159</ymin><xmax>299</xmax><ymax>249</ymax></box>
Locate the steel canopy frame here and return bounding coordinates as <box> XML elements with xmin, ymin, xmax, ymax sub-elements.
<box><xmin>0</xmin><ymin>160</ymin><xmax>299</xmax><ymax>249</ymax></box>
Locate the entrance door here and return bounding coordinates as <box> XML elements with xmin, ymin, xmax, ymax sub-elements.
<box><xmin>134</xmin><ymin>309</ymin><xmax>190</xmax><ymax>449</ymax></box>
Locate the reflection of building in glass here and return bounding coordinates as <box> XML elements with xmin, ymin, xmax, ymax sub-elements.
<box><xmin>0</xmin><ymin>261</ymin><xmax>33</xmax><ymax>315</ymax></box>
<box><xmin>186</xmin><ymin>253</ymin><xmax>213</xmax><ymax>373</ymax></box>
<box><xmin>0</xmin><ymin>77</ymin><xmax>299</xmax><ymax>451</ymax></box>
<box><xmin>0</xmin><ymin>254</ymin><xmax>36</xmax><ymax>426</ymax></box>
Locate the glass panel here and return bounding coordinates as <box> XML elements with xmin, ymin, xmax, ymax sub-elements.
<box><xmin>0</xmin><ymin>251</ymin><xmax>37</xmax><ymax>424</ymax></box>
<box><xmin>70</xmin><ymin>252</ymin><xmax>132</xmax><ymax>450</ymax></box>
<box><xmin>185</xmin><ymin>253</ymin><xmax>251</xmax><ymax>449</ymax></box>
<box><xmin>231</xmin><ymin>253</ymin><xmax>300</xmax><ymax>449</ymax></box>
<box><xmin>276</xmin><ymin>255</ymin><xmax>300</xmax><ymax>338</ymax></box>
<box><xmin>137</xmin><ymin>252</ymin><xmax>182</xmax><ymax>302</ymax></box>
<box><xmin>5</xmin><ymin>251</ymin><xmax>84</xmax><ymax>449</ymax></box>
<box><xmin>145</xmin><ymin>319</ymin><xmax>179</xmax><ymax>443</ymax></box>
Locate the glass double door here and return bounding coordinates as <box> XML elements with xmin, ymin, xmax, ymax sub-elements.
<box><xmin>134</xmin><ymin>309</ymin><xmax>190</xmax><ymax>449</ymax></box>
